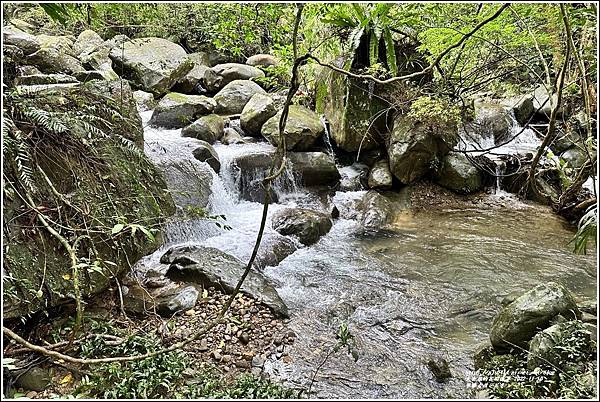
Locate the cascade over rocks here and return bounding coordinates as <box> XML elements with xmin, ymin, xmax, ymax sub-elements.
<box><xmin>261</xmin><ymin>105</ymin><xmax>325</xmax><ymax>151</ymax></box>
<box><xmin>490</xmin><ymin>282</ymin><xmax>581</xmax><ymax>351</ymax></box>
<box><xmin>109</xmin><ymin>37</ymin><xmax>193</xmax><ymax>95</ymax></box>
<box><xmin>192</xmin><ymin>141</ymin><xmax>221</xmax><ymax>173</ymax></box>
<box><xmin>473</xmin><ymin>102</ymin><xmax>513</xmax><ymax>144</ymax></box>
<box><xmin>204</xmin><ymin>63</ymin><xmax>265</xmax><ymax>92</ymax></box>
<box><xmin>271</xmin><ymin>208</ymin><xmax>333</xmax><ymax>246</ymax></box>
<box><xmin>181</xmin><ymin>113</ymin><xmax>225</xmax><ymax>143</ymax></box>
<box><xmin>387</xmin><ymin>113</ymin><xmax>458</xmax><ymax>185</ymax></box>
<box><xmin>213</xmin><ymin>79</ymin><xmax>266</xmax><ymax>115</ymax></box>
<box><xmin>161</xmin><ymin>244</ymin><xmax>288</xmax><ymax>317</ymax></box>
<box><xmin>150</xmin><ymin>92</ymin><xmax>216</xmax><ymax>128</ymax></box>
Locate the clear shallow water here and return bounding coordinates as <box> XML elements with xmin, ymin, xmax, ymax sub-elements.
<box><xmin>141</xmin><ymin>110</ymin><xmax>596</xmax><ymax>399</ymax></box>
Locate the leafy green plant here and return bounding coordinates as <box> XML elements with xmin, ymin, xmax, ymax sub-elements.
<box><xmin>570</xmin><ymin>205</ymin><xmax>596</xmax><ymax>254</ymax></box>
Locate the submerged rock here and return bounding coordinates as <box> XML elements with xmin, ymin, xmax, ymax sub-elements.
<box><xmin>192</xmin><ymin>141</ymin><xmax>221</xmax><ymax>173</ymax></box>
<box><xmin>272</xmin><ymin>208</ymin><xmax>333</xmax><ymax>246</ymax></box>
<box><xmin>181</xmin><ymin>114</ymin><xmax>224</xmax><ymax>143</ymax></box>
<box><xmin>150</xmin><ymin>93</ymin><xmax>216</xmax><ymax>128</ymax></box>
<box><xmin>161</xmin><ymin>245</ymin><xmax>288</xmax><ymax>317</ymax></box>
<box><xmin>214</xmin><ymin>79</ymin><xmax>266</xmax><ymax>115</ymax></box>
<box><xmin>490</xmin><ymin>282</ymin><xmax>581</xmax><ymax>351</ymax></box>
<box><xmin>426</xmin><ymin>355</ymin><xmax>451</xmax><ymax>383</ymax></box>
<box><xmin>434</xmin><ymin>152</ymin><xmax>483</xmax><ymax>194</ymax></box>
<box><xmin>368</xmin><ymin>159</ymin><xmax>393</xmax><ymax>190</ymax></box>
<box><xmin>109</xmin><ymin>37</ymin><xmax>192</xmax><ymax>95</ymax></box>
<box><xmin>204</xmin><ymin>63</ymin><xmax>265</xmax><ymax>92</ymax></box>
<box><xmin>261</xmin><ymin>105</ymin><xmax>325</xmax><ymax>151</ymax></box>
<box><xmin>240</xmin><ymin>93</ymin><xmax>277</xmax><ymax>136</ymax></box>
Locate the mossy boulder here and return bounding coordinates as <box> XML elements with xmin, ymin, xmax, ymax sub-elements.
<box><xmin>174</xmin><ymin>52</ymin><xmax>211</xmax><ymax>94</ymax></box>
<box><xmin>3</xmin><ymin>81</ymin><xmax>175</xmax><ymax>319</ymax></box>
<box><xmin>109</xmin><ymin>37</ymin><xmax>193</xmax><ymax>95</ymax></box>
<box><xmin>150</xmin><ymin>92</ymin><xmax>216</xmax><ymax>128</ymax></box>
<box><xmin>490</xmin><ymin>282</ymin><xmax>581</xmax><ymax>352</ymax></box>
<box><xmin>240</xmin><ymin>93</ymin><xmax>277</xmax><ymax>136</ymax></box>
<box><xmin>181</xmin><ymin>114</ymin><xmax>224</xmax><ymax>143</ymax></box>
<box><xmin>261</xmin><ymin>105</ymin><xmax>324</xmax><ymax>151</ymax></box>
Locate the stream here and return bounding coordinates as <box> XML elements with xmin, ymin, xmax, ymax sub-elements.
<box><xmin>140</xmin><ymin>111</ymin><xmax>597</xmax><ymax>398</ymax></box>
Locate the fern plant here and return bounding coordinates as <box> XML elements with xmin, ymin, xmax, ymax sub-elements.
<box><xmin>570</xmin><ymin>205</ymin><xmax>597</xmax><ymax>255</ymax></box>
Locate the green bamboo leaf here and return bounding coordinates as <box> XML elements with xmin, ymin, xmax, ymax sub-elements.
<box><xmin>384</xmin><ymin>28</ymin><xmax>398</xmax><ymax>76</ymax></box>
<box><xmin>369</xmin><ymin>31</ymin><xmax>379</xmax><ymax>66</ymax></box>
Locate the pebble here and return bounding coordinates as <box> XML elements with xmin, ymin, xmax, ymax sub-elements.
<box><xmin>235</xmin><ymin>360</ymin><xmax>251</xmax><ymax>369</ymax></box>
<box><xmin>185</xmin><ymin>309</ymin><xmax>196</xmax><ymax>316</ymax></box>
<box><xmin>222</xmin><ymin>355</ymin><xmax>232</xmax><ymax>363</ymax></box>
<box><xmin>26</xmin><ymin>392</ymin><xmax>38</xmax><ymax>398</ymax></box>
<box><xmin>239</xmin><ymin>332</ymin><xmax>250</xmax><ymax>344</ymax></box>
<box><xmin>251</xmin><ymin>355</ymin><xmax>265</xmax><ymax>368</ymax></box>
<box><xmin>212</xmin><ymin>351</ymin><xmax>222</xmax><ymax>361</ymax></box>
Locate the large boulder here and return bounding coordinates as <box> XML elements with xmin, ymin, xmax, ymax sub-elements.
<box><xmin>240</xmin><ymin>93</ymin><xmax>277</xmax><ymax>136</ymax></box>
<box><xmin>272</xmin><ymin>208</ymin><xmax>333</xmax><ymax>246</ymax></box>
<box><xmin>109</xmin><ymin>37</ymin><xmax>193</xmax><ymax>95</ymax></box>
<box><xmin>387</xmin><ymin>113</ymin><xmax>458</xmax><ymax>184</ymax></box>
<box><xmin>532</xmin><ymin>84</ymin><xmax>558</xmax><ymax>118</ymax></box>
<box><xmin>181</xmin><ymin>114</ymin><xmax>224</xmax><ymax>143</ymax></box>
<box><xmin>192</xmin><ymin>141</ymin><xmax>221</xmax><ymax>173</ymax></box>
<box><xmin>73</xmin><ymin>30</ymin><xmax>104</xmax><ymax>58</ymax></box>
<box><xmin>161</xmin><ymin>245</ymin><xmax>288</xmax><ymax>317</ymax></box>
<box><xmin>149</xmin><ymin>93</ymin><xmax>216</xmax><ymax>128</ymax></box>
<box><xmin>261</xmin><ymin>105</ymin><xmax>325</xmax><ymax>151</ymax></box>
<box><xmin>79</xmin><ymin>45</ymin><xmax>119</xmax><ymax>81</ymax></box>
<box><xmin>357</xmin><ymin>191</ymin><xmax>394</xmax><ymax>231</ymax></box>
<box><xmin>501</xmin><ymin>94</ymin><xmax>534</xmax><ymax>126</ymax></box>
<box><xmin>174</xmin><ymin>52</ymin><xmax>210</xmax><ymax>93</ymax></box>
<box><xmin>474</xmin><ymin>102</ymin><xmax>513</xmax><ymax>144</ymax></box>
<box><xmin>204</xmin><ymin>63</ymin><xmax>265</xmax><ymax>92</ymax></box>
<box><xmin>434</xmin><ymin>152</ymin><xmax>483</xmax><ymax>194</ymax></box>
<box><xmin>368</xmin><ymin>159</ymin><xmax>393</xmax><ymax>190</ymax></box>
<box><xmin>15</xmin><ymin>73</ymin><xmax>77</xmax><ymax>86</ymax></box>
<box><xmin>133</xmin><ymin>90</ymin><xmax>156</xmax><ymax>112</ymax></box>
<box><xmin>287</xmin><ymin>152</ymin><xmax>341</xmax><ymax>187</ymax></box>
<box><xmin>154</xmin><ymin>160</ymin><xmax>213</xmax><ymax>211</ymax></box>
<box><xmin>24</xmin><ymin>35</ymin><xmax>85</xmax><ymax>75</ymax></box>
<box><xmin>246</xmin><ymin>54</ymin><xmax>279</xmax><ymax>68</ymax></box>
<box><xmin>3</xmin><ymin>27</ymin><xmax>40</xmax><ymax>55</ymax></box>
<box><xmin>490</xmin><ymin>282</ymin><xmax>581</xmax><ymax>351</ymax></box>
<box><xmin>213</xmin><ymin>80</ymin><xmax>266</xmax><ymax>115</ymax></box>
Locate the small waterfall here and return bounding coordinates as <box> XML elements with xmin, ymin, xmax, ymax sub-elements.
<box><xmin>320</xmin><ymin>116</ymin><xmax>335</xmax><ymax>157</ymax></box>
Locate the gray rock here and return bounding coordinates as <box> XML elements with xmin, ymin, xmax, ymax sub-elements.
<box><xmin>474</xmin><ymin>102</ymin><xmax>513</xmax><ymax>144</ymax></box>
<box><xmin>103</xmin><ymin>34</ymin><xmax>130</xmax><ymax>52</ymax></box>
<box><xmin>161</xmin><ymin>245</ymin><xmax>288</xmax><ymax>317</ymax></box>
<box><xmin>222</xmin><ymin>127</ymin><xmax>245</xmax><ymax>145</ymax></box>
<box><xmin>253</xmin><ymin>234</ymin><xmax>298</xmax><ymax>269</ymax></box>
<box><xmin>434</xmin><ymin>152</ymin><xmax>483</xmax><ymax>194</ymax></box>
<box><xmin>261</xmin><ymin>105</ymin><xmax>325</xmax><ymax>151</ymax></box>
<box><xmin>3</xmin><ymin>27</ymin><xmax>40</xmax><ymax>55</ymax></box>
<box><xmin>109</xmin><ymin>37</ymin><xmax>193</xmax><ymax>95</ymax></box>
<box><xmin>74</xmin><ymin>70</ymin><xmax>107</xmax><ymax>82</ymax></box>
<box><xmin>150</xmin><ymin>93</ymin><xmax>216</xmax><ymax>128</ymax></box>
<box><xmin>192</xmin><ymin>141</ymin><xmax>221</xmax><ymax>173</ymax></box>
<box><xmin>122</xmin><ymin>278</ymin><xmax>199</xmax><ymax>316</ymax></box>
<box><xmin>388</xmin><ymin>113</ymin><xmax>458</xmax><ymax>184</ymax></box>
<box><xmin>473</xmin><ymin>341</ymin><xmax>496</xmax><ymax>370</ymax></box>
<box><xmin>490</xmin><ymin>282</ymin><xmax>581</xmax><ymax>351</ymax></box>
<box><xmin>527</xmin><ymin>322</ymin><xmax>592</xmax><ymax>369</ymax></box>
<box><xmin>246</xmin><ymin>54</ymin><xmax>279</xmax><ymax>68</ymax></box>
<box><xmin>560</xmin><ymin>146</ymin><xmax>589</xmax><ymax>170</ymax></box>
<box><xmin>79</xmin><ymin>45</ymin><xmax>119</xmax><ymax>81</ymax></box>
<box><xmin>358</xmin><ymin>191</ymin><xmax>393</xmax><ymax>230</ymax></box>
<box><xmin>340</xmin><ymin>163</ymin><xmax>369</xmax><ymax>191</ymax></box>
<box><xmin>213</xmin><ymin>79</ymin><xmax>266</xmax><ymax>115</ymax></box>
<box><xmin>501</xmin><ymin>94</ymin><xmax>534</xmax><ymax>126</ymax></box>
<box><xmin>175</xmin><ymin>52</ymin><xmax>210</xmax><ymax>93</ymax></box>
<box><xmin>251</xmin><ymin>355</ymin><xmax>266</xmax><ymax>368</ymax></box>
<box><xmin>240</xmin><ymin>93</ymin><xmax>277</xmax><ymax>136</ymax></box>
<box><xmin>181</xmin><ymin>114</ymin><xmax>224</xmax><ymax>143</ymax></box>
<box><xmin>272</xmin><ymin>208</ymin><xmax>332</xmax><ymax>246</ymax></box>
<box><xmin>532</xmin><ymin>84</ymin><xmax>558</xmax><ymax>117</ymax></box>
<box><xmin>15</xmin><ymin>367</ymin><xmax>50</xmax><ymax>392</ymax></box>
<box><xmin>16</xmin><ymin>65</ymin><xmax>42</xmax><ymax>76</ymax></box>
<box><xmin>204</xmin><ymin>63</ymin><xmax>265</xmax><ymax>92</ymax></box>
<box><xmin>73</xmin><ymin>29</ymin><xmax>104</xmax><ymax>58</ymax></box>
<box><xmin>133</xmin><ymin>90</ymin><xmax>156</xmax><ymax>112</ymax></box>
<box><xmin>287</xmin><ymin>152</ymin><xmax>340</xmax><ymax>187</ymax></box>
<box><xmin>154</xmin><ymin>159</ymin><xmax>213</xmax><ymax>210</ymax></box>
<box><xmin>426</xmin><ymin>355</ymin><xmax>451</xmax><ymax>383</ymax></box>
<box><xmin>25</xmin><ymin>45</ymin><xmax>85</xmax><ymax>75</ymax></box>
<box><xmin>368</xmin><ymin>159</ymin><xmax>393</xmax><ymax>189</ymax></box>
<box><xmin>15</xmin><ymin>73</ymin><xmax>77</xmax><ymax>85</ymax></box>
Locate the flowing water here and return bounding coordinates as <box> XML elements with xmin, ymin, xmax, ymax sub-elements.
<box><xmin>140</xmin><ymin>110</ymin><xmax>597</xmax><ymax>398</ymax></box>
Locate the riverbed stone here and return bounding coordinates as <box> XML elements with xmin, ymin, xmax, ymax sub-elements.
<box><xmin>246</xmin><ymin>54</ymin><xmax>279</xmax><ymax>68</ymax></box>
<box><xmin>261</xmin><ymin>105</ymin><xmax>325</xmax><ymax>151</ymax></box>
<box><xmin>109</xmin><ymin>37</ymin><xmax>193</xmax><ymax>95</ymax></box>
<box><xmin>532</xmin><ymin>84</ymin><xmax>558</xmax><ymax>118</ymax></box>
<box><xmin>204</xmin><ymin>63</ymin><xmax>265</xmax><ymax>92</ymax></box>
<box><xmin>122</xmin><ymin>277</ymin><xmax>199</xmax><ymax>316</ymax></box>
<box><xmin>25</xmin><ymin>44</ymin><xmax>85</xmax><ymax>75</ymax></box>
<box><xmin>181</xmin><ymin>114</ymin><xmax>225</xmax><ymax>143</ymax></box>
<box><xmin>133</xmin><ymin>90</ymin><xmax>156</xmax><ymax>112</ymax></box>
<box><xmin>501</xmin><ymin>94</ymin><xmax>534</xmax><ymax>126</ymax></box>
<box><xmin>368</xmin><ymin>159</ymin><xmax>393</xmax><ymax>190</ymax></box>
<box><xmin>473</xmin><ymin>341</ymin><xmax>496</xmax><ymax>370</ymax></box>
<box><xmin>490</xmin><ymin>282</ymin><xmax>581</xmax><ymax>351</ymax></box>
<box><xmin>221</xmin><ymin>127</ymin><xmax>245</xmax><ymax>145</ymax></box>
<box><xmin>154</xmin><ymin>159</ymin><xmax>213</xmax><ymax>210</ymax></box>
<box><xmin>253</xmin><ymin>234</ymin><xmax>298</xmax><ymax>269</ymax></box>
<box><xmin>174</xmin><ymin>52</ymin><xmax>211</xmax><ymax>94</ymax></box>
<box><xmin>214</xmin><ymin>80</ymin><xmax>266</xmax><ymax>115</ymax></box>
<box><xmin>272</xmin><ymin>208</ymin><xmax>332</xmax><ymax>246</ymax></box>
<box><xmin>73</xmin><ymin>29</ymin><xmax>104</xmax><ymax>58</ymax></box>
<box><xmin>240</xmin><ymin>93</ymin><xmax>277</xmax><ymax>136</ymax></box>
<box><xmin>434</xmin><ymin>152</ymin><xmax>483</xmax><ymax>194</ymax></box>
<box><xmin>161</xmin><ymin>244</ymin><xmax>288</xmax><ymax>317</ymax></box>
<box><xmin>287</xmin><ymin>152</ymin><xmax>340</xmax><ymax>187</ymax></box>
<box><xmin>388</xmin><ymin>113</ymin><xmax>458</xmax><ymax>184</ymax></box>
<box><xmin>357</xmin><ymin>191</ymin><xmax>393</xmax><ymax>230</ymax></box>
<box><xmin>150</xmin><ymin>93</ymin><xmax>216</xmax><ymax>128</ymax></box>
<box><xmin>192</xmin><ymin>141</ymin><xmax>221</xmax><ymax>173</ymax></box>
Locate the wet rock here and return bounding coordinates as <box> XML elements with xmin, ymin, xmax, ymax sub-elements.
<box><xmin>174</xmin><ymin>52</ymin><xmax>210</xmax><ymax>93</ymax></box>
<box><xmin>388</xmin><ymin>113</ymin><xmax>458</xmax><ymax>184</ymax></box>
<box><xmin>358</xmin><ymin>191</ymin><xmax>393</xmax><ymax>230</ymax></box>
<box><xmin>434</xmin><ymin>152</ymin><xmax>483</xmax><ymax>194</ymax></box>
<box><xmin>501</xmin><ymin>94</ymin><xmax>534</xmax><ymax>126</ymax></box>
<box><xmin>501</xmin><ymin>290</ymin><xmax>523</xmax><ymax>306</ymax></box>
<box><xmin>204</xmin><ymin>63</ymin><xmax>265</xmax><ymax>92</ymax></box>
<box><xmin>3</xmin><ymin>27</ymin><xmax>40</xmax><ymax>55</ymax></box>
<box><xmin>246</xmin><ymin>54</ymin><xmax>279</xmax><ymax>68</ymax></box>
<box><xmin>239</xmin><ymin>332</ymin><xmax>250</xmax><ymax>344</ymax></box>
<box><xmin>254</xmin><ymin>233</ymin><xmax>298</xmax><ymax>269</ymax></box>
<box><xmin>426</xmin><ymin>355</ymin><xmax>451</xmax><ymax>382</ymax></box>
<box><xmin>368</xmin><ymin>159</ymin><xmax>393</xmax><ymax>190</ymax></box>
<box><xmin>222</xmin><ymin>127</ymin><xmax>245</xmax><ymax>145</ymax></box>
<box><xmin>240</xmin><ymin>93</ymin><xmax>277</xmax><ymax>136</ymax></box>
<box><xmin>261</xmin><ymin>105</ymin><xmax>325</xmax><ymax>151</ymax></box>
<box><xmin>272</xmin><ymin>208</ymin><xmax>333</xmax><ymax>246</ymax></box>
<box><xmin>560</xmin><ymin>146</ymin><xmax>589</xmax><ymax>170</ymax></box>
<box><xmin>214</xmin><ymin>79</ymin><xmax>266</xmax><ymax>115</ymax></box>
<box><xmin>162</xmin><ymin>244</ymin><xmax>288</xmax><ymax>317</ymax></box>
<box><xmin>109</xmin><ymin>37</ymin><xmax>192</xmax><ymax>95</ymax></box>
<box><xmin>192</xmin><ymin>141</ymin><xmax>221</xmax><ymax>173</ymax></box>
<box><xmin>150</xmin><ymin>93</ymin><xmax>216</xmax><ymax>128</ymax></box>
<box><xmin>490</xmin><ymin>282</ymin><xmax>581</xmax><ymax>351</ymax></box>
<box><xmin>15</xmin><ymin>73</ymin><xmax>77</xmax><ymax>85</ymax></box>
<box><xmin>532</xmin><ymin>84</ymin><xmax>558</xmax><ymax>118</ymax></box>
<box><xmin>15</xmin><ymin>367</ymin><xmax>50</xmax><ymax>392</ymax></box>
<box><xmin>181</xmin><ymin>114</ymin><xmax>225</xmax><ymax>143</ymax></box>
<box><xmin>340</xmin><ymin>163</ymin><xmax>369</xmax><ymax>191</ymax></box>
<box><xmin>473</xmin><ymin>102</ymin><xmax>512</xmax><ymax>144</ymax></box>
<box><xmin>154</xmin><ymin>159</ymin><xmax>213</xmax><ymax>209</ymax></box>
<box><xmin>287</xmin><ymin>152</ymin><xmax>340</xmax><ymax>187</ymax></box>
<box><xmin>527</xmin><ymin>322</ymin><xmax>593</xmax><ymax>369</ymax></box>
<box><xmin>133</xmin><ymin>90</ymin><xmax>156</xmax><ymax>112</ymax></box>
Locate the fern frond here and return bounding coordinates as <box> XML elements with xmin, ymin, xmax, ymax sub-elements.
<box><xmin>384</xmin><ymin>28</ymin><xmax>398</xmax><ymax>76</ymax></box>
